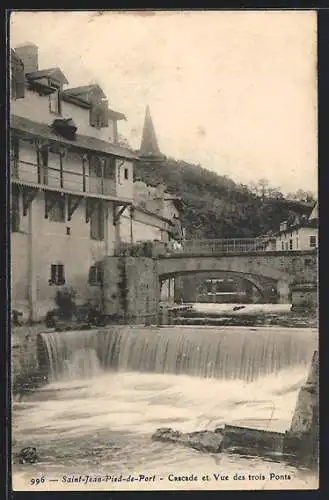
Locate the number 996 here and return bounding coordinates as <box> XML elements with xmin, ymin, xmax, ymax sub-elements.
<box><xmin>30</xmin><ymin>476</ymin><xmax>45</xmax><ymax>485</ymax></box>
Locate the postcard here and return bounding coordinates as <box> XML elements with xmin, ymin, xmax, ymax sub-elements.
<box><xmin>9</xmin><ymin>9</ymin><xmax>318</xmax><ymax>492</ymax></box>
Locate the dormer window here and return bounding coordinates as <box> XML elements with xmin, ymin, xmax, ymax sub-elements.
<box><xmin>49</xmin><ymin>86</ymin><xmax>61</xmax><ymax>115</ymax></box>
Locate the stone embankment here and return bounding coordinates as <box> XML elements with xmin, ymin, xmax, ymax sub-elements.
<box><xmin>173</xmin><ymin>310</ymin><xmax>318</xmax><ymax>328</ymax></box>
<box><xmin>12</xmin><ymin>325</ymin><xmax>49</xmax><ymax>397</ymax></box>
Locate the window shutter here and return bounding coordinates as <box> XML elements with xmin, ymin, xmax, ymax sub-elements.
<box><xmin>97</xmin><ymin>266</ymin><xmax>103</xmax><ymax>285</ymax></box>
<box><xmin>104</xmin><ymin>157</ymin><xmax>116</xmax><ymax>179</ymax></box>
<box><xmin>51</xmin><ymin>264</ymin><xmax>57</xmax><ymax>284</ymax></box>
<box><xmin>89</xmin><ymin>266</ymin><xmax>97</xmax><ymax>285</ymax></box>
<box><xmin>14</xmin><ymin>59</ymin><xmax>25</xmax><ymax>99</ymax></box>
<box><xmin>90</xmin><ymin>100</ymin><xmax>109</xmax><ymax>128</ymax></box>
<box><xmin>90</xmin><ymin>104</ymin><xmax>99</xmax><ymax>127</ymax></box>
<box><xmin>58</xmin><ymin>264</ymin><xmax>65</xmax><ymax>285</ymax></box>
<box><xmin>100</xmin><ymin>100</ymin><xmax>109</xmax><ymax>127</ymax></box>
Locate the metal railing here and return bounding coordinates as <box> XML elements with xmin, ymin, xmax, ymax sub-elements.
<box><xmin>176</xmin><ymin>238</ymin><xmax>274</xmax><ymax>255</ymax></box>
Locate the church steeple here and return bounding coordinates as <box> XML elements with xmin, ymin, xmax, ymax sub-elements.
<box><xmin>139</xmin><ymin>105</ymin><xmax>164</xmax><ymax>160</ymax></box>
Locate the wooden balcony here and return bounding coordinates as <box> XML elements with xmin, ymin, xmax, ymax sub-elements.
<box><xmin>11</xmin><ymin>158</ymin><xmax>121</xmax><ymax>201</ymax></box>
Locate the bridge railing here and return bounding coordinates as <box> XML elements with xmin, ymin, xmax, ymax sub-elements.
<box><xmin>174</xmin><ymin>238</ymin><xmax>274</xmax><ymax>255</ymax></box>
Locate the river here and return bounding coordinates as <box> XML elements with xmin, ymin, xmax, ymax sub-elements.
<box><xmin>12</xmin><ymin>314</ymin><xmax>318</xmax><ymax>491</ymax></box>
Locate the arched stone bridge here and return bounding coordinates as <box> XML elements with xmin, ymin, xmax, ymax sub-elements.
<box><xmin>156</xmin><ymin>250</ymin><xmax>317</xmax><ymax>301</ymax></box>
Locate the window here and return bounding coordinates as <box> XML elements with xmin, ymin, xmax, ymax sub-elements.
<box><xmin>89</xmin><ymin>156</ymin><xmax>103</xmax><ymax>178</ymax></box>
<box><xmin>48</xmin><ymin>197</ymin><xmax>65</xmax><ymax>222</ymax></box>
<box><xmin>11</xmin><ymin>187</ymin><xmax>20</xmax><ymax>232</ymax></box>
<box><xmin>296</xmin><ymin>237</ymin><xmax>299</xmax><ymax>249</ymax></box>
<box><xmin>281</xmin><ymin>241</ymin><xmax>284</xmax><ymax>251</ymax></box>
<box><xmin>49</xmin><ymin>89</ymin><xmax>61</xmax><ymax>114</ymax></box>
<box><xmin>49</xmin><ymin>264</ymin><xmax>65</xmax><ymax>286</ymax></box>
<box><xmin>310</xmin><ymin>235</ymin><xmax>317</xmax><ymax>248</ymax></box>
<box><xmin>88</xmin><ymin>265</ymin><xmax>103</xmax><ymax>286</ymax></box>
<box><xmin>289</xmin><ymin>239</ymin><xmax>293</xmax><ymax>250</ymax></box>
<box><xmin>104</xmin><ymin>157</ymin><xmax>116</xmax><ymax>179</ymax></box>
<box><xmin>90</xmin><ymin>203</ymin><xmax>104</xmax><ymax>241</ymax></box>
<box><xmin>124</xmin><ymin>167</ymin><xmax>129</xmax><ymax>180</ymax></box>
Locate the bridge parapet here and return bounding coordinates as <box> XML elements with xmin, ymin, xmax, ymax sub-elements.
<box><xmin>175</xmin><ymin>238</ymin><xmax>274</xmax><ymax>255</ymax></box>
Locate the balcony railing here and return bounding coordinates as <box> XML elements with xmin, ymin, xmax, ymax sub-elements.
<box><xmin>11</xmin><ymin>159</ymin><xmax>117</xmax><ymax>197</ymax></box>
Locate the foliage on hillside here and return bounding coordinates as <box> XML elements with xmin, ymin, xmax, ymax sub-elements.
<box><xmin>134</xmin><ymin>158</ymin><xmax>314</xmax><ymax>239</ymax></box>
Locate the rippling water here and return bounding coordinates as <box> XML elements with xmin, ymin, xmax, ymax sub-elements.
<box><xmin>12</xmin><ymin>323</ymin><xmax>318</xmax><ymax>491</ymax></box>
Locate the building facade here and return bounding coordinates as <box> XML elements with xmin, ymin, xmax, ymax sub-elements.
<box><xmin>10</xmin><ymin>44</ymin><xmax>185</xmax><ymax>320</ymax></box>
<box><xmin>272</xmin><ymin>210</ymin><xmax>318</xmax><ymax>252</ymax></box>
<box><xmin>10</xmin><ymin>43</ymin><xmax>139</xmax><ymax>321</ymax></box>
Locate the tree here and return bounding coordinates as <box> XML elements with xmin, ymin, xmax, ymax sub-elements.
<box><xmin>117</xmin><ymin>134</ymin><xmax>132</xmax><ymax>149</ymax></box>
<box><xmin>287</xmin><ymin>189</ymin><xmax>316</xmax><ymax>203</ymax></box>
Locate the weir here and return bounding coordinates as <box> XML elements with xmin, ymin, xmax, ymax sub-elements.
<box><xmin>37</xmin><ymin>326</ymin><xmax>317</xmax><ymax>382</ymax></box>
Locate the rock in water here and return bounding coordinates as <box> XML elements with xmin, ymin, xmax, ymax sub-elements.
<box><xmin>152</xmin><ymin>427</ymin><xmax>225</xmax><ymax>453</ymax></box>
<box><xmin>17</xmin><ymin>447</ymin><xmax>38</xmax><ymax>464</ymax></box>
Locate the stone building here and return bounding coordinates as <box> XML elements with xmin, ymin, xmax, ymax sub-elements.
<box><xmin>10</xmin><ymin>44</ymin><xmax>185</xmax><ymax>320</ymax></box>
<box><xmin>272</xmin><ymin>203</ymin><xmax>318</xmax><ymax>252</ymax></box>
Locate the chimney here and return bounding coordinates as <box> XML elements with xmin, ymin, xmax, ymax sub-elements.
<box><xmin>14</xmin><ymin>42</ymin><xmax>38</xmax><ymax>74</ymax></box>
<box><xmin>280</xmin><ymin>221</ymin><xmax>288</xmax><ymax>232</ymax></box>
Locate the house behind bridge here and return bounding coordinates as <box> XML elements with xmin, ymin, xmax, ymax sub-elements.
<box><xmin>265</xmin><ymin>202</ymin><xmax>318</xmax><ymax>252</ymax></box>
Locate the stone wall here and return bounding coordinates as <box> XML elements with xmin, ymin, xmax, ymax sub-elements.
<box><xmin>101</xmin><ymin>256</ymin><xmax>160</xmax><ymax>324</ymax></box>
<box><xmin>291</xmin><ymin>284</ymin><xmax>318</xmax><ymax>311</ymax></box>
<box><xmin>12</xmin><ymin>325</ymin><xmax>48</xmax><ymax>394</ymax></box>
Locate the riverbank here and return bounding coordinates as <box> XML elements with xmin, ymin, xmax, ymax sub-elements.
<box><xmin>173</xmin><ymin>312</ymin><xmax>317</xmax><ymax>328</ymax></box>
<box><xmin>174</xmin><ymin>304</ymin><xmax>317</xmax><ymax>328</ymax></box>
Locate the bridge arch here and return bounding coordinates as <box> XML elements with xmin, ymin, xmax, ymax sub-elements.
<box><xmin>161</xmin><ymin>270</ymin><xmax>274</xmax><ymax>301</ymax></box>
<box><xmin>156</xmin><ymin>251</ymin><xmax>317</xmax><ymax>303</ymax></box>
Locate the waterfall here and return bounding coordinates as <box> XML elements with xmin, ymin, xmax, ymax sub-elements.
<box><xmin>61</xmin><ymin>348</ymin><xmax>103</xmax><ymax>380</ymax></box>
<box><xmin>38</xmin><ymin>326</ymin><xmax>317</xmax><ymax>382</ymax></box>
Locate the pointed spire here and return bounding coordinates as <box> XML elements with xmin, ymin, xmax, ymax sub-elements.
<box><xmin>140</xmin><ymin>105</ymin><xmax>163</xmax><ymax>159</ymax></box>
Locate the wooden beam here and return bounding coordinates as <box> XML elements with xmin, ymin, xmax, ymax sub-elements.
<box><xmin>82</xmin><ymin>153</ymin><xmax>88</xmax><ymax>193</ymax></box>
<box><xmin>22</xmin><ymin>187</ymin><xmax>38</xmax><ymax>216</ymax></box>
<box><xmin>45</xmin><ymin>192</ymin><xmax>64</xmax><ymax>219</ymax></box>
<box><xmin>59</xmin><ymin>151</ymin><xmax>64</xmax><ymax>188</ymax></box>
<box><xmin>67</xmin><ymin>195</ymin><xmax>82</xmax><ymax>221</ymax></box>
<box><xmin>85</xmin><ymin>198</ymin><xmax>99</xmax><ymax>223</ymax></box>
<box><xmin>113</xmin><ymin>203</ymin><xmax>129</xmax><ymax>226</ymax></box>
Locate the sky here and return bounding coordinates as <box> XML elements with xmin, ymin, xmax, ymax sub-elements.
<box><xmin>10</xmin><ymin>10</ymin><xmax>317</xmax><ymax>195</ymax></box>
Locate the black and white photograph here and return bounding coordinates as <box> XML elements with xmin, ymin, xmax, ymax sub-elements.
<box><xmin>10</xmin><ymin>10</ymin><xmax>318</xmax><ymax>491</ymax></box>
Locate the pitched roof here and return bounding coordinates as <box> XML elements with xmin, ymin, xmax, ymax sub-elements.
<box><xmin>63</xmin><ymin>84</ymin><xmax>106</xmax><ymax>100</ymax></box>
<box><xmin>108</xmin><ymin>108</ymin><xmax>126</xmax><ymax>121</ymax></box>
<box><xmin>275</xmin><ymin>217</ymin><xmax>318</xmax><ymax>236</ymax></box>
<box><xmin>11</xmin><ymin>115</ymin><xmax>138</xmax><ymax>160</ymax></box>
<box><xmin>26</xmin><ymin>67</ymin><xmax>68</xmax><ymax>85</ymax></box>
<box><xmin>308</xmin><ymin>201</ymin><xmax>318</xmax><ymax>221</ymax></box>
<box><xmin>61</xmin><ymin>91</ymin><xmax>126</xmax><ymax>119</ymax></box>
